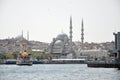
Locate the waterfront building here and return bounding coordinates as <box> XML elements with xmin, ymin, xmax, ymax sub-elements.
<box><xmin>117</xmin><ymin>32</ymin><xmax>120</xmax><ymax>51</ymax></box>
<box><xmin>80</xmin><ymin>49</ymin><xmax>109</xmax><ymax>60</ymax></box>
<box><xmin>113</xmin><ymin>32</ymin><xmax>120</xmax><ymax>59</ymax></box>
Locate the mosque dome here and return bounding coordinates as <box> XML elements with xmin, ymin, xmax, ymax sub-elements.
<box><xmin>15</xmin><ymin>35</ymin><xmax>26</xmax><ymax>41</ymax></box>
<box><xmin>54</xmin><ymin>40</ymin><xmax>64</xmax><ymax>46</ymax></box>
<box><xmin>56</xmin><ymin>33</ymin><xmax>68</xmax><ymax>41</ymax></box>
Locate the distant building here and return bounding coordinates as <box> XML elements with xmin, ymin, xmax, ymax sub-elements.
<box><xmin>80</xmin><ymin>49</ymin><xmax>108</xmax><ymax>58</ymax></box>
<box><xmin>0</xmin><ymin>33</ymin><xmax>49</xmax><ymax>54</ymax></box>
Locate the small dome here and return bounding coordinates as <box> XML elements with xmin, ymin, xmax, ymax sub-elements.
<box><xmin>55</xmin><ymin>40</ymin><xmax>64</xmax><ymax>45</ymax></box>
<box><xmin>56</xmin><ymin>33</ymin><xmax>68</xmax><ymax>40</ymax></box>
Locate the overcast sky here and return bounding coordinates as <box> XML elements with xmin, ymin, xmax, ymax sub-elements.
<box><xmin>0</xmin><ymin>0</ymin><xmax>120</xmax><ymax>43</ymax></box>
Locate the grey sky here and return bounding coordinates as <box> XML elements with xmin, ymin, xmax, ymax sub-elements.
<box><xmin>0</xmin><ymin>0</ymin><xmax>120</xmax><ymax>43</ymax></box>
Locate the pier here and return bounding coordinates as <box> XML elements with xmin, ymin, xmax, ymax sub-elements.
<box><xmin>1</xmin><ymin>58</ymin><xmax>86</xmax><ymax>64</ymax></box>
<box><xmin>87</xmin><ymin>62</ymin><xmax>120</xmax><ymax>68</ymax></box>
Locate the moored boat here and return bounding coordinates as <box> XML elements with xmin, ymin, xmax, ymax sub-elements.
<box><xmin>16</xmin><ymin>51</ymin><xmax>32</xmax><ymax>66</ymax></box>
<box><xmin>16</xmin><ymin>35</ymin><xmax>33</xmax><ymax>66</ymax></box>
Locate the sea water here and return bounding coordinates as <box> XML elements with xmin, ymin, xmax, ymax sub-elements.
<box><xmin>0</xmin><ymin>64</ymin><xmax>120</xmax><ymax>80</ymax></box>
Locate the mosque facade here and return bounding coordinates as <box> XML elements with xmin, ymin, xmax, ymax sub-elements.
<box><xmin>49</xmin><ymin>33</ymin><xmax>76</xmax><ymax>59</ymax></box>
<box><xmin>48</xmin><ymin>17</ymin><xmax>79</xmax><ymax>59</ymax></box>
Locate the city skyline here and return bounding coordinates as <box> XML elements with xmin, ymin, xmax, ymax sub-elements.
<box><xmin>0</xmin><ymin>0</ymin><xmax>120</xmax><ymax>43</ymax></box>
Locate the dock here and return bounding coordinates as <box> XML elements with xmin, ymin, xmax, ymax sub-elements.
<box><xmin>87</xmin><ymin>62</ymin><xmax>120</xmax><ymax>68</ymax></box>
<box><xmin>1</xmin><ymin>59</ymin><xmax>86</xmax><ymax>64</ymax></box>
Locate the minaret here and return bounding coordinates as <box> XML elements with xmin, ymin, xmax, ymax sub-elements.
<box><xmin>27</xmin><ymin>31</ymin><xmax>29</xmax><ymax>41</ymax></box>
<box><xmin>81</xmin><ymin>19</ymin><xmax>84</xmax><ymax>50</ymax></box>
<box><xmin>22</xmin><ymin>30</ymin><xmax>23</xmax><ymax>40</ymax></box>
<box><xmin>70</xmin><ymin>16</ymin><xmax>73</xmax><ymax>50</ymax></box>
<box><xmin>20</xmin><ymin>30</ymin><xmax>27</xmax><ymax>52</ymax></box>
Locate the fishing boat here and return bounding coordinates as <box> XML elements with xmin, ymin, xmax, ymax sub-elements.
<box><xmin>16</xmin><ymin>51</ymin><xmax>32</xmax><ymax>66</ymax></box>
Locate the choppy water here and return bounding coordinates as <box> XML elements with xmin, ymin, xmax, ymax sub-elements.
<box><xmin>0</xmin><ymin>64</ymin><xmax>120</xmax><ymax>80</ymax></box>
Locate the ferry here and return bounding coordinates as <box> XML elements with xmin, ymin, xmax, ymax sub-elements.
<box><xmin>16</xmin><ymin>51</ymin><xmax>32</xmax><ymax>66</ymax></box>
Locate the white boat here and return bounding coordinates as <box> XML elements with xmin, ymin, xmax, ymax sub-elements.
<box><xmin>16</xmin><ymin>51</ymin><xmax>32</xmax><ymax>66</ymax></box>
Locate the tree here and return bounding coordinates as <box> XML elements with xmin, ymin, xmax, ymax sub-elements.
<box><xmin>108</xmin><ymin>50</ymin><xmax>114</xmax><ymax>57</ymax></box>
<box><xmin>36</xmin><ymin>56</ymin><xmax>41</xmax><ymax>61</ymax></box>
<box><xmin>27</xmin><ymin>49</ymin><xmax>52</xmax><ymax>60</ymax></box>
<box><xmin>0</xmin><ymin>53</ymin><xmax>6</xmax><ymax>59</ymax></box>
<box><xmin>6</xmin><ymin>53</ymin><xmax>14</xmax><ymax>59</ymax></box>
<box><xmin>12</xmin><ymin>52</ymin><xmax>19</xmax><ymax>59</ymax></box>
<box><xmin>45</xmin><ymin>53</ymin><xmax>52</xmax><ymax>60</ymax></box>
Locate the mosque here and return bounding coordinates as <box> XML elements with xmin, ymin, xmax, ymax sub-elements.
<box><xmin>48</xmin><ymin>16</ymin><xmax>84</xmax><ymax>59</ymax></box>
